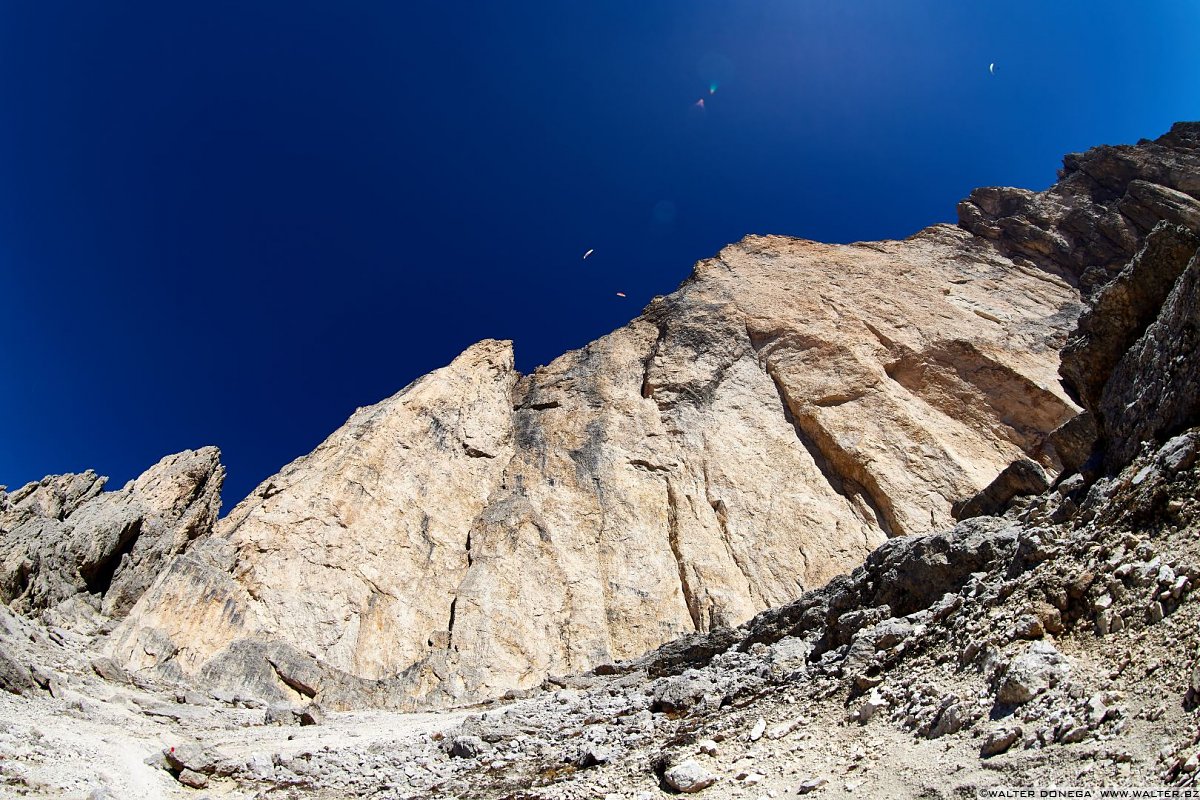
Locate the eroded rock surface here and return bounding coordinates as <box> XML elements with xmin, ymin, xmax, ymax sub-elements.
<box><xmin>1098</xmin><ymin>235</ymin><xmax>1200</xmax><ymax>470</ymax></box>
<box><xmin>96</xmin><ymin>122</ymin><xmax>1200</xmax><ymax>711</ymax></box>
<box><xmin>959</xmin><ymin>121</ymin><xmax>1200</xmax><ymax>286</ymax></box>
<box><xmin>1</xmin><ymin>123</ymin><xmax>1199</xmax><ymax>799</ymax></box>
<box><xmin>1059</xmin><ymin>223</ymin><xmax>1200</xmax><ymax>413</ymax></box>
<box><xmin>0</xmin><ymin>448</ymin><xmax>224</xmax><ymax>626</ymax></box>
<box><xmin>111</xmin><ymin>227</ymin><xmax>1082</xmax><ymax>708</ymax></box>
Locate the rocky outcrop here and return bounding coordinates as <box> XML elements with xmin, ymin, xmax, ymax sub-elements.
<box><xmin>952</xmin><ymin>457</ymin><xmax>1049</xmax><ymax>521</ymax></box>
<box><xmin>959</xmin><ymin>121</ymin><xmax>1200</xmax><ymax>287</ymax></box>
<box><xmin>1059</xmin><ymin>223</ymin><xmax>1200</xmax><ymax>411</ymax></box>
<box><xmin>99</xmin><ymin>123</ymin><xmax>1200</xmax><ymax>711</ymax></box>
<box><xmin>0</xmin><ymin>448</ymin><xmax>224</xmax><ymax>625</ymax></box>
<box><xmin>1099</xmin><ymin>238</ymin><xmax>1200</xmax><ymax>469</ymax></box>
<box><xmin>110</xmin><ymin>223</ymin><xmax>1081</xmax><ymax>708</ymax></box>
<box><xmin>1</xmin><ymin>124</ymin><xmax>1199</xmax><ymax>798</ymax></box>
<box><xmin>1056</xmin><ymin>222</ymin><xmax>1200</xmax><ymax>473</ymax></box>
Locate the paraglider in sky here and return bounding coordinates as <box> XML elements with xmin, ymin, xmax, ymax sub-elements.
<box><xmin>582</xmin><ymin>248</ymin><xmax>594</xmax><ymax>260</ymax></box>
<box><xmin>989</xmin><ymin>62</ymin><xmax>995</xmax><ymax>74</ymax></box>
<box><xmin>615</xmin><ymin>292</ymin><xmax>626</xmax><ymax>298</ymax></box>
<box><xmin>694</xmin><ymin>98</ymin><xmax>705</xmax><ymax>110</ymax></box>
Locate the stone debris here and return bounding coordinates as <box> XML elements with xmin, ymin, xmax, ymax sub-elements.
<box><xmin>768</xmin><ymin>718</ymin><xmax>800</xmax><ymax>739</ymax></box>
<box><xmin>798</xmin><ymin>777</ymin><xmax>830</xmax><ymax>794</ymax></box>
<box><xmin>175</xmin><ymin>768</ymin><xmax>208</xmax><ymax>789</ymax></box>
<box><xmin>981</xmin><ymin>726</ymin><xmax>1023</xmax><ymax>757</ymax></box>
<box><xmin>852</xmin><ymin>691</ymin><xmax>888</xmax><ymax>724</ymax></box>
<box><xmin>996</xmin><ymin>642</ymin><xmax>1071</xmax><ymax>706</ymax></box>
<box><xmin>664</xmin><ymin>759</ymin><xmax>719</xmax><ymax>793</ymax></box>
<box><xmin>445</xmin><ymin>734</ymin><xmax>486</xmax><ymax>759</ymax></box>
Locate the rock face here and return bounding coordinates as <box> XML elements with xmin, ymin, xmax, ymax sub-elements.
<box><xmin>1056</xmin><ymin>219</ymin><xmax>1200</xmax><ymax>473</ymax></box>
<box><xmin>958</xmin><ymin>121</ymin><xmax>1200</xmax><ymax>288</ymax></box>
<box><xmin>0</xmin><ymin>448</ymin><xmax>224</xmax><ymax>624</ymax></box>
<box><xmin>953</xmin><ymin>123</ymin><xmax>1200</xmax><ymax>504</ymax></box>
<box><xmin>1093</xmin><ymin>227</ymin><xmax>1200</xmax><ymax>470</ymax></box>
<box><xmin>103</xmin><ymin>122</ymin><xmax>1199</xmax><ymax>710</ymax></box>
<box><xmin>1059</xmin><ymin>224</ymin><xmax>1200</xmax><ymax>414</ymax></box>
<box><xmin>111</xmin><ymin>232</ymin><xmax>1079</xmax><ymax>708</ymax></box>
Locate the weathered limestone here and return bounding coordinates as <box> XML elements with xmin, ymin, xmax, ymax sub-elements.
<box><xmin>0</xmin><ymin>448</ymin><xmax>224</xmax><ymax>625</ymax></box>
<box><xmin>1059</xmin><ymin>224</ymin><xmax>1200</xmax><ymax>412</ymax></box>
<box><xmin>959</xmin><ymin>121</ymin><xmax>1200</xmax><ymax>286</ymax></box>
<box><xmin>0</xmin><ymin>122</ymin><xmax>1185</xmax><ymax>711</ymax></box>
<box><xmin>110</xmin><ymin>222</ymin><xmax>1081</xmax><ymax>708</ymax></box>
<box><xmin>111</xmin><ymin>343</ymin><xmax>521</xmax><ymax>703</ymax></box>
<box><xmin>1098</xmin><ymin>235</ymin><xmax>1200</xmax><ymax>470</ymax></box>
<box><xmin>102</xmin><ymin>123</ymin><xmax>1200</xmax><ymax>709</ymax></box>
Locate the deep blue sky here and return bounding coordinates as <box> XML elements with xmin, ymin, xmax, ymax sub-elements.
<box><xmin>1</xmin><ymin>2</ymin><xmax>1197</xmax><ymax>506</ymax></box>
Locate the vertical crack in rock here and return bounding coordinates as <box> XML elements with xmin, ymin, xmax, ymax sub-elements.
<box><xmin>665</xmin><ymin>481</ymin><xmax>701</xmax><ymax>632</ymax></box>
<box><xmin>443</xmin><ymin>523</ymin><xmax>474</xmax><ymax>651</ymax></box>
<box><xmin>438</xmin><ymin>388</ymin><xmax>524</xmax><ymax>657</ymax></box>
<box><xmin>446</xmin><ymin>597</ymin><xmax>458</xmax><ymax>649</ymax></box>
<box><xmin>702</xmin><ymin>462</ymin><xmax>764</xmax><ymax>607</ymax></box>
<box><xmin>640</xmin><ymin>321</ymin><xmax>667</xmax><ymax>401</ymax></box>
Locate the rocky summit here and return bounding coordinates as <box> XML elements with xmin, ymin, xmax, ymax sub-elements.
<box><xmin>0</xmin><ymin>121</ymin><xmax>1198</xmax><ymax>799</ymax></box>
<box><xmin>111</xmin><ymin>180</ymin><xmax>1084</xmax><ymax>709</ymax></box>
<box><xmin>1</xmin><ymin>448</ymin><xmax>224</xmax><ymax>630</ymax></box>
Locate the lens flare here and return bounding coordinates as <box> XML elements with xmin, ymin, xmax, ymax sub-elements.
<box><xmin>652</xmin><ymin>200</ymin><xmax>677</xmax><ymax>225</ymax></box>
